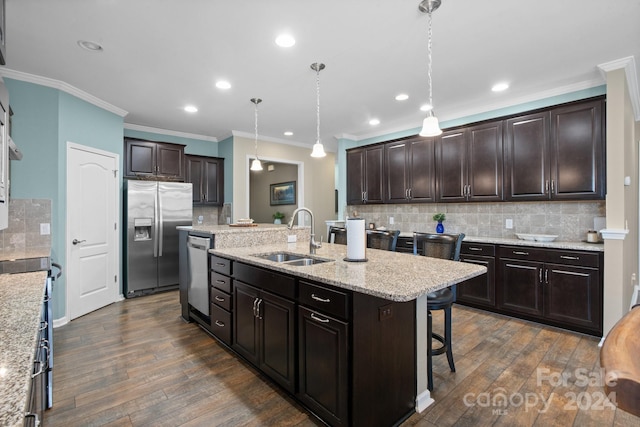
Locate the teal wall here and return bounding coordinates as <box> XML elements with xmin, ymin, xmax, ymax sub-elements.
<box><xmin>218</xmin><ymin>135</ymin><xmax>234</xmax><ymax>205</ymax></box>
<box><xmin>336</xmin><ymin>85</ymin><xmax>608</xmax><ymax>219</ymax></box>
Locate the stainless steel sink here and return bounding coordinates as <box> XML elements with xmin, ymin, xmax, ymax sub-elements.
<box><xmin>253</xmin><ymin>252</ymin><xmax>331</xmax><ymax>266</ymax></box>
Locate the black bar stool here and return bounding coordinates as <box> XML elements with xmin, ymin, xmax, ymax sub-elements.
<box><xmin>413</xmin><ymin>232</ymin><xmax>465</xmax><ymax>391</ymax></box>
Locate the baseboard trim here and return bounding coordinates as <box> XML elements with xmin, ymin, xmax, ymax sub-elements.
<box><xmin>416</xmin><ymin>390</ymin><xmax>435</xmax><ymax>412</ymax></box>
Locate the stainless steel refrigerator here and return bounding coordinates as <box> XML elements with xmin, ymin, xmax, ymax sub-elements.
<box><xmin>124</xmin><ymin>180</ymin><xmax>192</xmax><ymax>297</ymax></box>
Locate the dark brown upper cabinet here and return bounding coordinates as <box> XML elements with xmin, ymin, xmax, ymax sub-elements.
<box><xmin>346</xmin><ymin>145</ymin><xmax>384</xmax><ymax>205</ymax></box>
<box><xmin>124</xmin><ymin>137</ymin><xmax>185</xmax><ymax>181</ymax></box>
<box><xmin>436</xmin><ymin>121</ymin><xmax>504</xmax><ymax>202</ymax></box>
<box><xmin>504</xmin><ymin>98</ymin><xmax>605</xmax><ymax>201</ymax></box>
<box><xmin>185</xmin><ymin>155</ymin><xmax>224</xmax><ymax>206</ymax></box>
<box><xmin>384</xmin><ymin>137</ymin><xmax>436</xmax><ymax>203</ymax></box>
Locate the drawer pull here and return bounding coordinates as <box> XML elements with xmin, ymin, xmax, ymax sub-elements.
<box><xmin>310</xmin><ymin>312</ymin><xmax>330</xmax><ymax>323</ymax></box>
<box><xmin>216</xmin><ymin>279</ymin><xmax>226</xmax><ymax>284</ymax></box>
<box><xmin>468</xmin><ymin>247</ymin><xmax>483</xmax><ymax>251</ymax></box>
<box><xmin>215</xmin><ymin>320</ymin><xmax>225</xmax><ymax>327</ymax></box>
<box><xmin>311</xmin><ymin>293</ymin><xmax>331</xmax><ymax>303</ymax></box>
<box><xmin>216</xmin><ymin>262</ymin><xmax>226</xmax><ymax>267</ymax></box>
<box><xmin>513</xmin><ymin>251</ymin><xmax>529</xmax><ymax>256</ymax></box>
<box><xmin>215</xmin><ymin>296</ymin><xmax>225</xmax><ymax>302</ymax></box>
<box><xmin>560</xmin><ymin>255</ymin><xmax>579</xmax><ymax>260</ymax></box>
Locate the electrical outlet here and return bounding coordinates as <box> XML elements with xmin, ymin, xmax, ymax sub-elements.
<box><xmin>40</xmin><ymin>223</ymin><xmax>51</xmax><ymax>235</ymax></box>
<box><xmin>389</xmin><ymin>216</ymin><xmax>395</xmax><ymax>225</ymax></box>
<box><xmin>505</xmin><ymin>219</ymin><xmax>513</xmax><ymax>229</ymax></box>
<box><xmin>287</xmin><ymin>235</ymin><xmax>297</xmax><ymax>243</ymax></box>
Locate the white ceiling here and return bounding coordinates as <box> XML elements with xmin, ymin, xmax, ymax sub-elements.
<box><xmin>4</xmin><ymin>0</ymin><xmax>640</xmax><ymax>152</ymax></box>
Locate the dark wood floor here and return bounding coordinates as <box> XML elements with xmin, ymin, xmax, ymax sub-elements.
<box><xmin>45</xmin><ymin>291</ymin><xmax>639</xmax><ymax>427</ymax></box>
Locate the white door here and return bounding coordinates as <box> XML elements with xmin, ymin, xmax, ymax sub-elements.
<box><xmin>67</xmin><ymin>142</ymin><xmax>119</xmax><ymax>320</ymax></box>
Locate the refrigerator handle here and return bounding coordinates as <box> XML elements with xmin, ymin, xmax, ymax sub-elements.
<box><xmin>153</xmin><ymin>190</ymin><xmax>159</xmax><ymax>258</ymax></box>
<box><xmin>158</xmin><ymin>188</ymin><xmax>164</xmax><ymax>257</ymax></box>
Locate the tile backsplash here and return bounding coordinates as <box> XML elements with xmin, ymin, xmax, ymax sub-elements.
<box><xmin>0</xmin><ymin>199</ymin><xmax>52</xmax><ymax>250</ymax></box>
<box><xmin>347</xmin><ymin>201</ymin><xmax>606</xmax><ymax>242</ymax></box>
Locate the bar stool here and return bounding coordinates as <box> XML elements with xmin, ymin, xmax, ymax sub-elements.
<box><xmin>328</xmin><ymin>226</ymin><xmax>347</xmax><ymax>245</ymax></box>
<box><xmin>366</xmin><ymin>229</ymin><xmax>400</xmax><ymax>251</ymax></box>
<box><xmin>413</xmin><ymin>232</ymin><xmax>465</xmax><ymax>391</ymax></box>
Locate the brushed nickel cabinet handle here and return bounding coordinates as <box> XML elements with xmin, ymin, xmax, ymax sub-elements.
<box><xmin>311</xmin><ymin>293</ymin><xmax>331</xmax><ymax>303</ymax></box>
<box><xmin>215</xmin><ymin>320</ymin><xmax>225</xmax><ymax>327</ymax></box>
<box><xmin>513</xmin><ymin>251</ymin><xmax>529</xmax><ymax>256</ymax></box>
<box><xmin>310</xmin><ymin>312</ymin><xmax>330</xmax><ymax>323</ymax></box>
<box><xmin>215</xmin><ymin>296</ymin><xmax>225</xmax><ymax>302</ymax></box>
<box><xmin>560</xmin><ymin>255</ymin><xmax>579</xmax><ymax>260</ymax></box>
<box><xmin>468</xmin><ymin>247</ymin><xmax>483</xmax><ymax>251</ymax></box>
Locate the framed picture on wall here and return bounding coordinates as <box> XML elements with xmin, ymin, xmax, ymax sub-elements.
<box><xmin>270</xmin><ymin>181</ymin><xmax>296</xmax><ymax>206</ymax></box>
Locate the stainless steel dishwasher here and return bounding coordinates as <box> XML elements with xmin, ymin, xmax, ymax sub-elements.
<box><xmin>187</xmin><ymin>235</ymin><xmax>211</xmax><ymax>316</ymax></box>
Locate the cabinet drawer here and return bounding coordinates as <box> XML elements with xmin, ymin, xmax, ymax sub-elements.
<box><xmin>211</xmin><ymin>255</ymin><xmax>232</xmax><ymax>275</ymax></box>
<box><xmin>299</xmin><ymin>281</ymin><xmax>349</xmax><ymax>320</ymax></box>
<box><xmin>544</xmin><ymin>249</ymin><xmax>600</xmax><ymax>268</ymax></box>
<box><xmin>210</xmin><ymin>304</ymin><xmax>232</xmax><ymax>345</ymax></box>
<box><xmin>210</xmin><ymin>271</ymin><xmax>232</xmax><ymax>293</ymax></box>
<box><xmin>211</xmin><ymin>287</ymin><xmax>232</xmax><ymax>311</ymax></box>
<box><xmin>461</xmin><ymin>242</ymin><xmax>495</xmax><ymax>256</ymax></box>
<box><xmin>396</xmin><ymin>236</ymin><xmax>414</xmax><ymax>253</ymax></box>
<box><xmin>234</xmin><ymin>262</ymin><xmax>295</xmax><ymax>299</ymax></box>
<box><xmin>498</xmin><ymin>245</ymin><xmax>546</xmax><ymax>261</ymax></box>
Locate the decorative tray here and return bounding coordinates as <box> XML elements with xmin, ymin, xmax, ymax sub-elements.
<box><xmin>229</xmin><ymin>223</ymin><xmax>259</xmax><ymax>227</ymax></box>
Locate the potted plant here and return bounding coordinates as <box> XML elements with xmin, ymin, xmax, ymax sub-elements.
<box><xmin>273</xmin><ymin>211</ymin><xmax>285</xmax><ymax>224</ymax></box>
<box><xmin>433</xmin><ymin>212</ymin><xmax>446</xmax><ymax>233</ymax></box>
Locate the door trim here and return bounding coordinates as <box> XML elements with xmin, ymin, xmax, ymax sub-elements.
<box><xmin>64</xmin><ymin>141</ymin><xmax>121</xmax><ymax>325</ymax></box>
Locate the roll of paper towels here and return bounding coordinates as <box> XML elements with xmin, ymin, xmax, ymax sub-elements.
<box><xmin>346</xmin><ymin>218</ymin><xmax>366</xmax><ymax>261</ymax></box>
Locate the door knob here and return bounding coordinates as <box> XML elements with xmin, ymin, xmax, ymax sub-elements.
<box><xmin>72</xmin><ymin>239</ymin><xmax>86</xmax><ymax>245</ymax></box>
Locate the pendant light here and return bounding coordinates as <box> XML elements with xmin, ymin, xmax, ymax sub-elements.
<box><xmin>418</xmin><ymin>0</ymin><xmax>443</xmax><ymax>137</ymax></box>
<box><xmin>310</xmin><ymin>62</ymin><xmax>327</xmax><ymax>158</ymax></box>
<box><xmin>250</xmin><ymin>98</ymin><xmax>263</xmax><ymax>171</ymax></box>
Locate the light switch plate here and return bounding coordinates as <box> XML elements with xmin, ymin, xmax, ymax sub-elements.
<box><xmin>287</xmin><ymin>235</ymin><xmax>297</xmax><ymax>243</ymax></box>
<box><xmin>40</xmin><ymin>223</ymin><xmax>51</xmax><ymax>235</ymax></box>
<box><xmin>505</xmin><ymin>219</ymin><xmax>513</xmax><ymax>229</ymax></box>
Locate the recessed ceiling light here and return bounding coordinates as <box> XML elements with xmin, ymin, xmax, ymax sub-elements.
<box><xmin>284</xmin><ymin>131</ymin><xmax>293</xmax><ymax>136</ymax></box>
<box><xmin>369</xmin><ymin>119</ymin><xmax>380</xmax><ymax>126</ymax></box>
<box><xmin>77</xmin><ymin>40</ymin><xmax>103</xmax><ymax>52</ymax></box>
<box><xmin>275</xmin><ymin>34</ymin><xmax>296</xmax><ymax>48</ymax></box>
<box><xmin>395</xmin><ymin>94</ymin><xmax>409</xmax><ymax>101</ymax></box>
<box><xmin>492</xmin><ymin>82</ymin><xmax>509</xmax><ymax>92</ymax></box>
<box><xmin>184</xmin><ymin>105</ymin><xmax>198</xmax><ymax>113</ymax></box>
<box><xmin>216</xmin><ymin>80</ymin><xmax>231</xmax><ymax>90</ymax></box>
<box><xmin>420</xmin><ymin>104</ymin><xmax>433</xmax><ymax>112</ymax></box>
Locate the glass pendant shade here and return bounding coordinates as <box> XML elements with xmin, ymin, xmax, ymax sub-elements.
<box><xmin>250</xmin><ymin>158</ymin><xmax>263</xmax><ymax>171</ymax></box>
<box><xmin>310</xmin><ymin>141</ymin><xmax>326</xmax><ymax>158</ymax></box>
<box><xmin>419</xmin><ymin>114</ymin><xmax>442</xmax><ymax>137</ymax></box>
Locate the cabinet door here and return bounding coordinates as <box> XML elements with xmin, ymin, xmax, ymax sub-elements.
<box><xmin>346</xmin><ymin>149</ymin><xmax>365</xmax><ymax>205</ymax></box>
<box><xmin>298</xmin><ymin>306</ymin><xmax>349</xmax><ymax>427</ymax></box>
<box><xmin>467</xmin><ymin>122</ymin><xmax>503</xmax><ymax>201</ymax></box>
<box><xmin>498</xmin><ymin>259</ymin><xmax>543</xmax><ymax>316</ymax></box>
<box><xmin>544</xmin><ymin>263</ymin><xmax>601</xmax><ymax>332</ymax></box>
<box><xmin>436</xmin><ymin>130</ymin><xmax>467</xmax><ymax>202</ymax></box>
<box><xmin>203</xmin><ymin>158</ymin><xmax>223</xmax><ymax>205</ymax></box>
<box><xmin>260</xmin><ymin>290</ymin><xmax>296</xmax><ymax>393</ymax></box>
<box><xmin>384</xmin><ymin>141</ymin><xmax>409</xmax><ymax>203</ymax></box>
<box><xmin>363</xmin><ymin>146</ymin><xmax>384</xmax><ymax>204</ymax></box>
<box><xmin>550</xmin><ymin>100</ymin><xmax>604</xmax><ymax>200</ymax></box>
<box><xmin>408</xmin><ymin>138</ymin><xmax>436</xmax><ymax>202</ymax></box>
<box><xmin>156</xmin><ymin>143</ymin><xmax>184</xmax><ymax>179</ymax></box>
<box><xmin>459</xmin><ymin>255</ymin><xmax>496</xmax><ymax>308</ymax></box>
<box><xmin>185</xmin><ymin>156</ymin><xmax>204</xmax><ymax>203</ymax></box>
<box><xmin>233</xmin><ymin>281</ymin><xmax>260</xmax><ymax>365</ymax></box>
<box><xmin>504</xmin><ymin>112</ymin><xmax>550</xmax><ymax>200</ymax></box>
<box><xmin>126</xmin><ymin>140</ymin><xmax>156</xmax><ymax>177</ymax></box>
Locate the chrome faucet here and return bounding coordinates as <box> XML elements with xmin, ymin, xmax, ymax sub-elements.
<box><xmin>287</xmin><ymin>207</ymin><xmax>322</xmax><ymax>254</ymax></box>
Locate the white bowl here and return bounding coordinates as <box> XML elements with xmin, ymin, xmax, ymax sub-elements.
<box><xmin>534</xmin><ymin>234</ymin><xmax>558</xmax><ymax>242</ymax></box>
<box><xmin>515</xmin><ymin>233</ymin><xmax>536</xmax><ymax>241</ymax></box>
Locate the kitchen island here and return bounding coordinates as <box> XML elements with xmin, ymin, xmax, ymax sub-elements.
<box><xmin>208</xmin><ymin>241</ymin><xmax>486</xmax><ymax>426</ymax></box>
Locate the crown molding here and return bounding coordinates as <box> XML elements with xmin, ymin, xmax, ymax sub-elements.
<box><xmin>124</xmin><ymin>123</ymin><xmax>217</xmax><ymax>142</ymax></box>
<box><xmin>598</xmin><ymin>56</ymin><xmax>640</xmax><ymax>121</ymax></box>
<box><xmin>0</xmin><ymin>67</ymin><xmax>128</xmax><ymax>117</ymax></box>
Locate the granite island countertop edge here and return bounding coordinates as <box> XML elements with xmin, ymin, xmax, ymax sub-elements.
<box><xmin>210</xmin><ymin>242</ymin><xmax>486</xmax><ymax>302</ymax></box>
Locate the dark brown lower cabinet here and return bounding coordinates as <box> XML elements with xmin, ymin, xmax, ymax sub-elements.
<box><xmin>298</xmin><ymin>306</ymin><xmax>349</xmax><ymax>427</ymax></box>
<box><xmin>233</xmin><ymin>281</ymin><xmax>296</xmax><ymax>393</ymax></box>
<box><xmin>458</xmin><ymin>243</ymin><xmax>496</xmax><ymax>309</ymax></box>
<box><xmin>497</xmin><ymin>246</ymin><xmax>602</xmax><ymax>336</ymax></box>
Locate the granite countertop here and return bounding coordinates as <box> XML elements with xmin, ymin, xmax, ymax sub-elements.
<box><xmin>178</xmin><ymin>223</ymin><xmax>302</xmax><ymax>235</ymax></box>
<box><xmin>0</xmin><ymin>271</ymin><xmax>48</xmax><ymax>427</ymax></box>
<box><xmin>397</xmin><ymin>232</ymin><xmax>604</xmax><ymax>252</ymax></box>
<box><xmin>210</xmin><ymin>242</ymin><xmax>486</xmax><ymax>302</ymax></box>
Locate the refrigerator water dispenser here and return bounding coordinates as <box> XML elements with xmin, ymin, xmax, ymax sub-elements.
<box><xmin>134</xmin><ymin>218</ymin><xmax>152</xmax><ymax>241</ymax></box>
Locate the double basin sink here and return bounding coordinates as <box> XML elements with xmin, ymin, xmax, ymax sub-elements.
<box><xmin>253</xmin><ymin>252</ymin><xmax>332</xmax><ymax>267</ymax></box>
